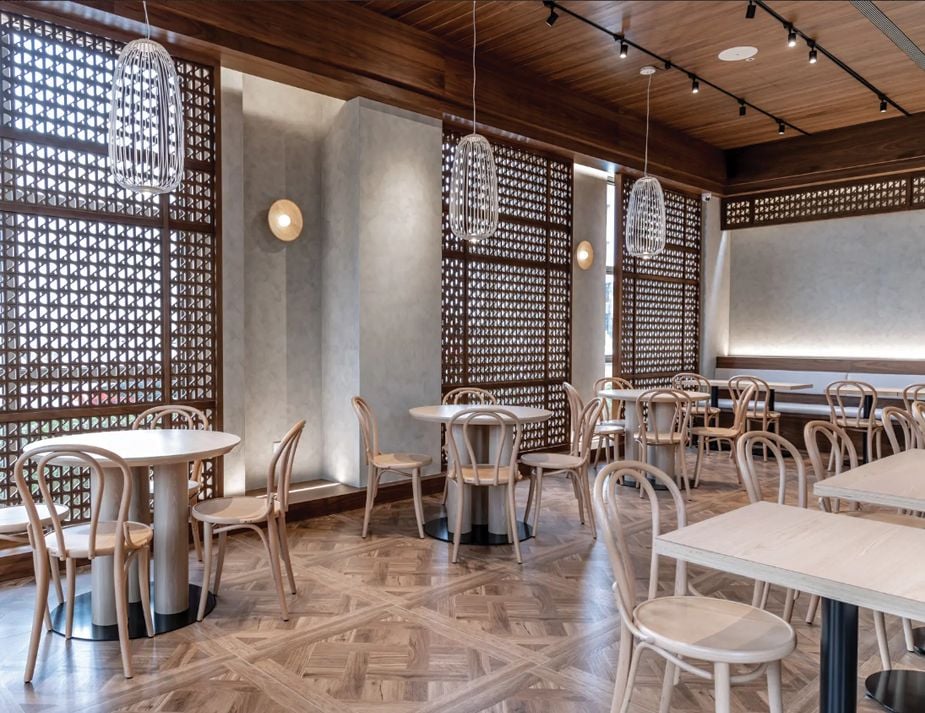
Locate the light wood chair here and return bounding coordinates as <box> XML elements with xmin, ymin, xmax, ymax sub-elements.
<box><xmin>731</xmin><ymin>375</ymin><xmax>781</xmax><ymax>461</ymax></box>
<box><xmin>671</xmin><ymin>372</ymin><xmax>720</xmax><ymax>449</ymax></box>
<box><xmin>735</xmin><ymin>431</ymin><xmax>807</xmax><ymax>624</ymax></box>
<box><xmin>15</xmin><ymin>445</ymin><xmax>154</xmax><ymax>681</ymax></box>
<box><xmin>803</xmin><ymin>419</ymin><xmax>916</xmax><ymax>664</ymax></box>
<box><xmin>593</xmin><ymin>460</ymin><xmax>795</xmax><ymax>713</ymax></box>
<box><xmin>902</xmin><ymin>383</ymin><xmax>925</xmax><ymax>413</ymax></box>
<box><xmin>521</xmin><ymin>397</ymin><xmax>604</xmax><ymax>538</ymax></box>
<box><xmin>194</xmin><ymin>420</ymin><xmax>305</xmax><ymax>622</ymax></box>
<box><xmin>912</xmin><ymin>401</ymin><xmax>925</xmax><ymax>436</ymax></box>
<box><xmin>352</xmin><ymin>397</ymin><xmax>431</xmax><ymax>539</ymax></box>
<box><xmin>132</xmin><ymin>404</ymin><xmax>210</xmax><ymax>560</ymax></box>
<box><xmin>634</xmin><ymin>389</ymin><xmax>692</xmax><ymax>498</ymax></box>
<box><xmin>691</xmin><ymin>384</ymin><xmax>756</xmax><ymax>489</ymax></box>
<box><xmin>445</xmin><ymin>407</ymin><xmax>524</xmax><ymax>564</ymax></box>
<box><xmin>593</xmin><ymin>376</ymin><xmax>631</xmax><ymax>465</ymax></box>
<box><xmin>881</xmin><ymin>405</ymin><xmax>924</xmax><ymax>453</ymax></box>
<box><xmin>825</xmin><ymin>380</ymin><xmax>883</xmax><ymax>462</ymax></box>
<box><xmin>439</xmin><ymin>388</ymin><xmax>497</xmax><ymax>503</ymax></box>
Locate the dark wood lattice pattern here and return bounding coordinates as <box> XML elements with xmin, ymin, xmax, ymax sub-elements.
<box><xmin>0</xmin><ymin>12</ymin><xmax>219</xmax><ymax>521</ymax></box>
<box><xmin>618</xmin><ymin>177</ymin><xmax>701</xmax><ymax>389</ymax></box>
<box><xmin>723</xmin><ymin>172</ymin><xmax>925</xmax><ymax>229</ymax></box>
<box><xmin>441</xmin><ymin>127</ymin><xmax>572</xmax><ymax>451</ymax></box>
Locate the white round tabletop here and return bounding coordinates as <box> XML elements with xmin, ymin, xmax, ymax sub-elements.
<box><xmin>28</xmin><ymin>429</ymin><xmax>241</xmax><ymax>466</ymax></box>
<box><xmin>598</xmin><ymin>388</ymin><xmax>710</xmax><ymax>402</ymax></box>
<box><xmin>410</xmin><ymin>404</ymin><xmax>552</xmax><ymax>424</ymax></box>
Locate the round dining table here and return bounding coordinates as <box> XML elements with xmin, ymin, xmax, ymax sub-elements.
<box><xmin>409</xmin><ymin>404</ymin><xmax>551</xmax><ymax>545</ymax></box>
<box><xmin>29</xmin><ymin>429</ymin><xmax>240</xmax><ymax>641</ymax></box>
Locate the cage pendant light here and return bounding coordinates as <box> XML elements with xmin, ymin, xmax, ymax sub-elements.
<box><xmin>625</xmin><ymin>68</ymin><xmax>666</xmax><ymax>260</ymax></box>
<box><xmin>449</xmin><ymin>0</ymin><xmax>499</xmax><ymax>242</ymax></box>
<box><xmin>108</xmin><ymin>1</ymin><xmax>184</xmax><ymax>194</ymax></box>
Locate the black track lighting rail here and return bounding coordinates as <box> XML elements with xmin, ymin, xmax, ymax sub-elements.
<box><xmin>754</xmin><ymin>0</ymin><xmax>909</xmax><ymax>116</ymax></box>
<box><xmin>542</xmin><ymin>0</ymin><xmax>810</xmax><ymax>136</ymax></box>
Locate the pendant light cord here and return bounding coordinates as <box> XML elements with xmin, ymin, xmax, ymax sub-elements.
<box><xmin>142</xmin><ymin>0</ymin><xmax>151</xmax><ymax>39</ymax></box>
<box><xmin>643</xmin><ymin>73</ymin><xmax>651</xmax><ymax>177</ymax></box>
<box><xmin>471</xmin><ymin>0</ymin><xmax>477</xmax><ymax>131</ymax></box>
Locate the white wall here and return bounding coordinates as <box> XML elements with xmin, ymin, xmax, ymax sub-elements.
<box><xmin>728</xmin><ymin>210</ymin><xmax>925</xmax><ymax>359</ymax></box>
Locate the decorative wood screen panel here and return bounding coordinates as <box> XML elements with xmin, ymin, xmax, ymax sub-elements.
<box><xmin>615</xmin><ymin>175</ymin><xmax>701</xmax><ymax>388</ymax></box>
<box><xmin>0</xmin><ymin>11</ymin><xmax>219</xmax><ymax>521</ymax></box>
<box><xmin>441</xmin><ymin>127</ymin><xmax>572</xmax><ymax>451</ymax></box>
<box><xmin>723</xmin><ymin>171</ymin><xmax>925</xmax><ymax>229</ymax></box>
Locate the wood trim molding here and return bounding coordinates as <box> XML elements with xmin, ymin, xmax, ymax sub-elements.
<box><xmin>716</xmin><ymin>355</ymin><xmax>925</xmax><ymax>375</ymax></box>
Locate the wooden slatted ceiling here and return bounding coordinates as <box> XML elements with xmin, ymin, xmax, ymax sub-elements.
<box><xmin>363</xmin><ymin>0</ymin><xmax>925</xmax><ymax>150</ymax></box>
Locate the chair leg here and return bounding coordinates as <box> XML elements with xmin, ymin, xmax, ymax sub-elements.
<box><xmin>618</xmin><ymin>644</ymin><xmax>643</xmax><ymax>713</ymax></box>
<box><xmin>782</xmin><ymin>588</ymin><xmax>795</xmax><ymax>623</ymax></box>
<box><xmin>581</xmin><ymin>465</ymin><xmax>596</xmax><ymax>539</ymax></box>
<box><xmin>451</xmin><ymin>482</ymin><xmax>465</xmax><ymax>564</ymax></box>
<box><xmin>693</xmin><ymin>434</ymin><xmax>705</xmax><ymax>488</ymax></box>
<box><xmin>64</xmin><ymin>557</ymin><xmax>76</xmax><ymax>640</ymax></box>
<box><xmin>411</xmin><ymin>469</ymin><xmax>425</xmax><ymax>539</ymax></box>
<box><xmin>767</xmin><ymin>660</ymin><xmax>783</xmax><ymax>713</ymax></box>
<box><xmin>265</xmin><ymin>516</ymin><xmax>290</xmax><ymax>621</ymax></box>
<box><xmin>612</xmin><ymin>623</ymin><xmax>633</xmax><ymax>713</ymax></box>
<box><xmin>113</xmin><ymin>559</ymin><xmax>133</xmax><ymax>678</ymax></box>
<box><xmin>213</xmin><ymin>531</ymin><xmax>227</xmax><ymax>595</ymax></box>
<box><xmin>197</xmin><ymin>522</ymin><xmax>213</xmax><ymax>621</ymax></box>
<box><xmin>677</xmin><ymin>442</ymin><xmax>691</xmax><ymax>501</ymax></box>
<box><xmin>24</xmin><ymin>548</ymin><xmax>50</xmax><ymax>683</ymax></box>
<box><xmin>362</xmin><ymin>465</ymin><xmax>377</xmax><ymax>538</ymax></box>
<box><xmin>904</xmin><ymin>618</ymin><xmax>915</xmax><ymax>652</ymax></box>
<box><xmin>658</xmin><ymin>661</ymin><xmax>676</xmax><ymax>713</ymax></box>
<box><xmin>49</xmin><ymin>555</ymin><xmax>63</xmax><ymax>605</ymax></box>
<box><xmin>507</xmin><ymin>482</ymin><xmax>522</xmax><ymax>564</ymax></box>
<box><xmin>524</xmin><ymin>474</ymin><xmax>536</xmax><ymax>526</ymax></box>
<box><xmin>137</xmin><ymin>548</ymin><xmax>154</xmax><ymax>637</ymax></box>
<box><xmin>571</xmin><ymin>472</ymin><xmax>586</xmax><ymax>525</ymax></box>
<box><xmin>190</xmin><ymin>515</ymin><xmax>203</xmax><ymax>562</ymax></box>
<box><xmin>714</xmin><ymin>662</ymin><xmax>731</xmax><ymax>713</ymax></box>
<box><xmin>805</xmin><ymin>594</ymin><xmax>820</xmax><ymax>625</ymax></box>
<box><xmin>277</xmin><ymin>513</ymin><xmax>297</xmax><ymax>595</ymax></box>
<box><xmin>531</xmin><ymin>469</ymin><xmax>544</xmax><ymax>536</ymax></box>
<box><xmin>873</xmin><ymin>610</ymin><xmax>892</xmax><ymax>670</ymax></box>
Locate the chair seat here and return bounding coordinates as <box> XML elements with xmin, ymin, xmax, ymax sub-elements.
<box><xmin>45</xmin><ymin>521</ymin><xmax>152</xmax><ymax>558</ymax></box>
<box><xmin>372</xmin><ymin>452</ymin><xmax>433</xmax><ymax>470</ymax></box>
<box><xmin>634</xmin><ymin>432</ymin><xmax>685</xmax><ymax>446</ymax></box>
<box><xmin>690</xmin><ymin>405</ymin><xmax>720</xmax><ymax>416</ymax></box>
<box><xmin>634</xmin><ymin>595</ymin><xmax>796</xmax><ymax>665</ymax></box>
<box><xmin>690</xmin><ymin>425</ymin><xmax>738</xmax><ymax>439</ymax></box>
<box><xmin>450</xmin><ymin>465</ymin><xmax>521</xmax><ymax>484</ymax></box>
<box><xmin>746</xmin><ymin>410</ymin><xmax>781</xmax><ymax>420</ymax></box>
<box><xmin>520</xmin><ymin>452</ymin><xmax>583</xmax><ymax>471</ymax></box>
<box><xmin>0</xmin><ymin>502</ymin><xmax>69</xmax><ymax>536</ymax></box>
<box><xmin>192</xmin><ymin>496</ymin><xmax>274</xmax><ymax>525</ymax></box>
<box><xmin>833</xmin><ymin>418</ymin><xmax>882</xmax><ymax>430</ymax></box>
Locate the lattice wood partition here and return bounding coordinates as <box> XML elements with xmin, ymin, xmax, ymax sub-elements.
<box><xmin>723</xmin><ymin>171</ymin><xmax>925</xmax><ymax>229</ymax></box>
<box><xmin>0</xmin><ymin>11</ymin><xmax>220</xmax><ymax>522</ymax></box>
<box><xmin>615</xmin><ymin>174</ymin><xmax>702</xmax><ymax>388</ymax></box>
<box><xmin>442</xmin><ymin>126</ymin><xmax>572</xmax><ymax>451</ymax></box>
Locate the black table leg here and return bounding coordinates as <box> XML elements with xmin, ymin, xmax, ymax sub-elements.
<box><xmin>768</xmin><ymin>388</ymin><xmax>776</xmax><ymax>412</ymax></box>
<box><xmin>821</xmin><ymin>598</ymin><xmax>858</xmax><ymax>713</ymax></box>
<box><xmin>709</xmin><ymin>386</ymin><xmax>720</xmax><ymax>451</ymax></box>
<box><xmin>861</xmin><ymin>394</ymin><xmax>874</xmax><ymax>463</ymax></box>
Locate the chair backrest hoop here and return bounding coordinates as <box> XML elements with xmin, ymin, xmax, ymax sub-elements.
<box><xmin>594</xmin><ymin>376</ymin><xmax>632</xmax><ymax>422</ymax></box>
<box><xmin>445</xmin><ymin>407</ymin><xmax>523</xmax><ymax>486</ymax></box>
<box><xmin>826</xmin><ymin>380</ymin><xmax>877</xmax><ymax>429</ymax></box>
<box><xmin>635</xmin><ymin>389</ymin><xmax>690</xmax><ymax>448</ymax></box>
<box><xmin>881</xmin><ymin>405</ymin><xmax>923</xmax><ymax>454</ymax></box>
<box><xmin>592</xmin><ymin>460</ymin><xmax>688</xmax><ymax>626</ymax></box>
<box><xmin>902</xmin><ymin>383</ymin><xmax>925</xmax><ymax>413</ymax></box>
<box><xmin>14</xmin><ymin>444</ymin><xmax>133</xmax><ymax>560</ymax></box>
<box><xmin>913</xmin><ymin>402</ymin><xmax>925</xmax><ymax>437</ymax></box>
<box><xmin>574</xmin><ymin>397</ymin><xmax>605</xmax><ymax>459</ymax></box>
<box><xmin>671</xmin><ymin>372</ymin><xmax>710</xmax><ymax>393</ymax></box>
<box><xmin>267</xmin><ymin>420</ymin><xmax>306</xmax><ymax>512</ymax></box>
<box><xmin>726</xmin><ymin>380</ymin><xmax>758</xmax><ymax>432</ymax></box>
<box><xmin>562</xmin><ymin>381</ymin><xmax>584</xmax><ymax>444</ymax></box>
<box><xmin>131</xmin><ymin>404</ymin><xmax>209</xmax><ymax>431</ymax></box>
<box><xmin>351</xmin><ymin>396</ymin><xmax>379</xmax><ymax>461</ymax></box>
<box><xmin>735</xmin><ymin>430</ymin><xmax>807</xmax><ymax>508</ymax></box>
<box><xmin>442</xmin><ymin>387</ymin><xmax>497</xmax><ymax>405</ymax></box>
<box><xmin>804</xmin><ymin>420</ymin><xmax>859</xmax><ymax>513</ymax></box>
<box><xmin>729</xmin><ymin>375</ymin><xmax>770</xmax><ymax>419</ymax></box>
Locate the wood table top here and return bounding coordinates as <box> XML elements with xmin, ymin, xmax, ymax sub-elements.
<box><xmin>813</xmin><ymin>449</ymin><xmax>925</xmax><ymax>511</ymax></box>
<box><xmin>29</xmin><ymin>429</ymin><xmax>241</xmax><ymax>466</ymax></box>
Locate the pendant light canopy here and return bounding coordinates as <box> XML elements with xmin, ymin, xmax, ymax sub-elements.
<box><xmin>625</xmin><ymin>67</ymin><xmax>666</xmax><ymax>260</ymax></box>
<box><xmin>108</xmin><ymin>2</ymin><xmax>184</xmax><ymax>195</ymax></box>
<box><xmin>449</xmin><ymin>1</ymin><xmax>498</xmax><ymax>243</ymax></box>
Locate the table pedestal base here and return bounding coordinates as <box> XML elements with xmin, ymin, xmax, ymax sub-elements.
<box><xmin>865</xmin><ymin>671</ymin><xmax>925</xmax><ymax>713</ymax></box>
<box><xmin>48</xmin><ymin>584</ymin><xmax>215</xmax><ymax>641</ymax></box>
<box><xmin>424</xmin><ymin>517</ymin><xmax>532</xmax><ymax>545</ymax></box>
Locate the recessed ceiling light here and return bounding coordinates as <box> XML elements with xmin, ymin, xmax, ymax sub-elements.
<box><xmin>718</xmin><ymin>46</ymin><xmax>759</xmax><ymax>62</ymax></box>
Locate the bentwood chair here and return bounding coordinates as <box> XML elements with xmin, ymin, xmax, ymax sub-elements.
<box><xmin>804</xmin><ymin>420</ymin><xmax>916</xmax><ymax>664</ymax></box>
<box><xmin>521</xmin><ymin>397</ymin><xmax>604</xmax><ymax>538</ymax></box>
<box><xmin>445</xmin><ymin>407</ymin><xmax>524</xmax><ymax>563</ymax></box>
<box><xmin>634</xmin><ymin>389</ymin><xmax>692</xmax><ymax>498</ymax></box>
<box><xmin>593</xmin><ymin>376</ymin><xmax>632</xmax><ymax>465</ymax></box>
<box><xmin>732</xmin><ymin>376</ymin><xmax>781</xmax><ymax>461</ymax></box>
<box><xmin>735</xmin><ymin>431</ymin><xmax>807</xmax><ymax>624</ymax></box>
<box><xmin>194</xmin><ymin>420</ymin><xmax>305</xmax><ymax>622</ymax></box>
<box><xmin>691</xmin><ymin>384</ymin><xmax>757</xmax><ymax>489</ymax></box>
<box><xmin>15</xmin><ymin>445</ymin><xmax>154</xmax><ymax>681</ymax></box>
<box><xmin>912</xmin><ymin>401</ymin><xmax>925</xmax><ymax>436</ymax></box>
<box><xmin>440</xmin><ymin>388</ymin><xmax>497</xmax><ymax>503</ymax></box>
<box><xmin>825</xmin><ymin>380</ymin><xmax>884</xmax><ymax>462</ymax></box>
<box><xmin>593</xmin><ymin>461</ymin><xmax>795</xmax><ymax>713</ymax></box>
<box><xmin>352</xmin><ymin>397</ymin><xmax>431</xmax><ymax>539</ymax></box>
<box><xmin>132</xmin><ymin>404</ymin><xmax>210</xmax><ymax>560</ymax></box>
<box><xmin>902</xmin><ymin>383</ymin><xmax>925</xmax><ymax>413</ymax></box>
<box><xmin>881</xmin><ymin>405</ymin><xmax>924</xmax><ymax>454</ymax></box>
<box><xmin>671</xmin><ymin>372</ymin><xmax>720</xmax><ymax>448</ymax></box>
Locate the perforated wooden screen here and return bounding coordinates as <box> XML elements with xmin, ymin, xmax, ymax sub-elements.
<box><xmin>0</xmin><ymin>11</ymin><xmax>220</xmax><ymax>521</ymax></box>
<box><xmin>722</xmin><ymin>171</ymin><xmax>925</xmax><ymax>229</ymax></box>
<box><xmin>615</xmin><ymin>175</ymin><xmax>701</xmax><ymax>388</ymax></box>
<box><xmin>441</xmin><ymin>127</ymin><xmax>572</xmax><ymax>451</ymax></box>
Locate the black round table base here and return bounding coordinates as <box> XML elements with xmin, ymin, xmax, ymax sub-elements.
<box><xmin>424</xmin><ymin>517</ymin><xmax>533</xmax><ymax>545</ymax></box>
<box><xmin>617</xmin><ymin>474</ymin><xmax>669</xmax><ymax>491</ymax></box>
<box><xmin>865</xmin><ymin>670</ymin><xmax>925</xmax><ymax>713</ymax></box>
<box><xmin>48</xmin><ymin>584</ymin><xmax>216</xmax><ymax>641</ymax></box>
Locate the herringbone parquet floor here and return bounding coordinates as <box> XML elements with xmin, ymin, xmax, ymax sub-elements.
<box><xmin>0</xmin><ymin>449</ymin><xmax>922</xmax><ymax>713</ymax></box>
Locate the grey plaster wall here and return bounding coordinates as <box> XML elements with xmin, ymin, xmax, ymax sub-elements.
<box><xmin>700</xmin><ymin>197</ymin><xmax>729</xmax><ymax>375</ymax></box>
<box><xmin>728</xmin><ymin>210</ymin><xmax>925</xmax><ymax>358</ymax></box>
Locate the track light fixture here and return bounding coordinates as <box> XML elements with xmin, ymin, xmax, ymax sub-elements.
<box><xmin>691</xmin><ymin>76</ymin><xmax>700</xmax><ymax>94</ymax></box>
<box><xmin>545</xmin><ymin>6</ymin><xmax>559</xmax><ymax>27</ymax></box>
<box><xmin>808</xmin><ymin>41</ymin><xmax>818</xmax><ymax>63</ymax></box>
<box><xmin>739</xmin><ymin>100</ymin><xmax>746</xmax><ymax>117</ymax></box>
<box><xmin>619</xmin><ymin>38</ymin><xmax>628</xmax><ymax>58</ymax></box>
<box><xmin>880</xmin><ymin>97</ymin><xmax>888</xmax><ymax>113</ymax></box>
<box><xmin>745</xmin><ymin>0</ymin><xmax>756</xmax><ymax>19</ymax></box>
<box><xmin>787</xmin><ymin>25</ymin><xmax>797</xmax><ymax>47</ymax></box>
<box><xmin>778</xmin><ymin>122</ymin><xmax>786</xmax><ymax>135</ymax></box>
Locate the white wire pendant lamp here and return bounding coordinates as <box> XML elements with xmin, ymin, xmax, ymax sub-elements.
<box><xmin>108</xmin><ymin>1</ymin><xmax>184</xmax><ymax>195</ymax></box>
<box><xmin>448</xmin><ymin>0</ymin><xmax>499</xmax><ymax>243</ymax></box>
<box><xmin>625</xmin><ymin>66</ymin><xmax>666</xmax><ymax>260</ymax></box>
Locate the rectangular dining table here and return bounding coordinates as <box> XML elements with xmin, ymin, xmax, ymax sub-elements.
<box><xmin>655</xmin><ymin>501</ymin><xmax>925</xmax><ymax>713</ymax></box>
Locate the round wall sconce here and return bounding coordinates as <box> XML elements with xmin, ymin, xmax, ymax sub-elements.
<box><xmin>575</xmin><ymin>240</ymin><xmax>594</xmax><ymax>270</ymax></box>
<box><xmin>268</xmin><ymin>199</ymin><xmax>303</xmax><ymax>242</ymax></box>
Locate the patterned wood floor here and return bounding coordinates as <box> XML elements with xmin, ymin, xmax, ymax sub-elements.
<box><xmin>0</xmin><ymin>450</ymin><xmax>922</xmax><ymax>712</ymax></box>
